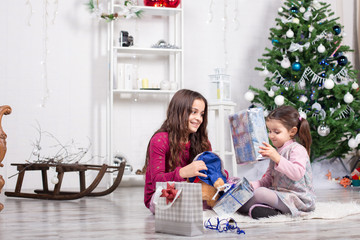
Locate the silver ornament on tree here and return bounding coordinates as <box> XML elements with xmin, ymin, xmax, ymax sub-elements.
<box><xmin>324</xmin><ymin>78</ymin><xmax>334</xmax><ymax>89</ymax></box>
<box><xmin>274</xmin><ymin>95</ymin><xmax>285</xmax><ymax>106</ymax></box>
<box><xmin>348</xmin><ymin>138</ymin><xmax>358</xmax><ymax>149</ymax></box>
<box><xmin>312</xmin><ymin>102</ymin><xmax>322</xmax><ymax>111</ymax></box>
<box><xmin>317</xmin><ymin>124</ymin><xmax>330</xmax><ymax>137</ymax></box>
<box><xmin>344</xmin><ymin>92</ymin><xmax>354</xmax><ymax>103</ymax></box>
<box><xmin>317</xmin><ymin>44</ymin><xmax>326</xmax><ymax>53</ymax></box>
<box><xmin>281</xmin><ymin>57</ymin><xmax>291</xmax><ymax>68</ymax></box>
<box><xmin>352</xmin><ymin>82</ymin><xmax>359</xmax><ymax>89</ymax></box>
<box><xmin>244</xmin><ymin>91</ymin><xmax>254</xmax><ymax>101</ymax></box>
<box><xmin>268</xmin><ymin>89</ymin><xmax>275</xmax><ymax>97</ymax></box>
<box><xmin>286</xmin><ymin>29</ymin><xmax>294</xmax><ymax>38</ymax></box>
<box><xmin>299</xmin><ymin>95</ymin><xmax>308</xmax><ymax>103</ymax></box>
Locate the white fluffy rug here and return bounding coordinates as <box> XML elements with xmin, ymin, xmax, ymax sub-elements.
<box><xmin>204</xmin><ymin>201</ymin><xmax>360</xmax><ymax>223</ymax></box>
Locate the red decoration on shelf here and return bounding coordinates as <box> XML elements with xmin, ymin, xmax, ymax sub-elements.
<box><xmin>143</xmin><ymin>0</ymin><xmax>180</xmax><ymax>8</ymax></box>
<box><xmin>144</xmin><ymin>0</ymin><xmax>165</xmax><ymax>7</ymax></box>
<box><xmin>160</xmin><ymin>183</ymin><xmax>179</xmax><ymax>204</ymax></box>
<box><xmin>165</xmin><ymin>0</ymin><xmax>180</xmax><ymax>8</ymax></box>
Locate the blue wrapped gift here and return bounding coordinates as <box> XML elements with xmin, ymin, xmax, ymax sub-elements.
<box><xmin>229</xmin><ymin>107</ymin><xmax>269</xmax><ymax>164</ymax></box>
<box><xmin>212</xmin><ymin>177</ymin><xmax>253</xmax><ymax>216</ymax></box>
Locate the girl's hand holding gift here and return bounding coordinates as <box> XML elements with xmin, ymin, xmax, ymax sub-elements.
<box><xmin>259</xmin><ymin>142</ymin><xmax>280</xmax><ymax>164</ymax></box>
<box><xmin>179</xmin><ymin>160</ymin><xmax>208</xmax><ymax>179</ymax></box>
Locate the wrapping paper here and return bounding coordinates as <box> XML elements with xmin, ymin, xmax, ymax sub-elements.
<box><xmin>229</xmin><ymin>107</ymin><xmax>269</xmax><ymax>164</ymax></box>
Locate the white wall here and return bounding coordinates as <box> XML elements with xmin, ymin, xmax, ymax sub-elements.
<box><xmin>0</xmin><ymin>0</ymin><xmax>356</xmax><ymax>190</ymax></box>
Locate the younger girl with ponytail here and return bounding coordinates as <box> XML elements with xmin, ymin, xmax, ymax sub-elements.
<box><xmin>239</xmin><ymin>105</ymin><xmax>316</xmax><ymax>219</ymax></box>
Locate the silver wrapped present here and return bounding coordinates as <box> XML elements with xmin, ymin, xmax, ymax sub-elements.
<box><xmin>212</xmin><ymin>177</ymin><xmax>253</xmax><ymax>216</ymax></box>
<box><xmin>229</xmin><ymin>107</ymin><xmax>269</xmax><ymax>164</ymax></box>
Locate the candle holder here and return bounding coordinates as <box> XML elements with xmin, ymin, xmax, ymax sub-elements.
<box><xmin>209</xmin><ymin>68</ymin><xmax>231</xmax><ymax>101</ymax></box>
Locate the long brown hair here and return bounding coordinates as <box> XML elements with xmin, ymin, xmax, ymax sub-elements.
<box><xmin>266</xmin><ymin>105</ymin><xmax>312</xmax><ymax>156</ymax></box>
<box><xmin>143</xmin><ymin>89</ymin><xmax>211</xmax><ymax>171</ymax></box>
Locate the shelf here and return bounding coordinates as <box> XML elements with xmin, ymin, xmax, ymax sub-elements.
<box><xmin>114</xmin><ymin>5</ymin><xmax>182</xmax><ymax>16</ymax></box>
<box><xmin>114</xmin><ymin>46</ymin><xmax>182</xmax><ymax>55</ymax></box>
<box><xmin>113</xmin><ymin>89</ymin><xmax>177</xmax><ymax>94</ymax></box>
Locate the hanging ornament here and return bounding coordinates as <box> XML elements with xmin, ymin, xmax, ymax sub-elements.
<box><xmin>298</xmin><ymin>80</ymin><xmax>306</xmax><ymax>88</ymax></box>
<box><xmin>244</xmin><ymin>91</ymin><xmax>255</xmax><ymax>101</ymax></box>
<box><xmin>51</xmin><ymin>176</ymin><xmax>59</xmax><ymax>185</ymax></box>
<box><xmin>348</xmin><ymin>138</ymin><xmax>358</xmax><ymax>149</ymax></box>
<box><xmin>292</xmin><ymin>18</ymin><xmax>300</xmax><ymax>24</ymax></box>
<box><xmin>281</xmin><ymin>57</ymin><xmax>291</xmax><ymax>68</ymax></box>
<box><xmin>317</xmin><ymin>124</ymin><xmax>330</xmax><ymax>137</ymax></box>
<box><xmin>286</xmin><ymin>29</ymin><xmax>294</xmax><ymax>38</ymax></box>
<box><xmin>263</xmin><ymin>109</ymin><xmax>269</xmax><ymax>117</ymax></box>
<box><xmin>268</xmin><ymin>89</ymin><xmax>275</xmax><ymax>97</ymax></box>
<box><xmin>292</xmin><ymin>62</ymin><xmax>301</xmax><ymax>71</ymax></box>
<box><xmin>356</xmin><ymin>133</ymin><xmax>360</xmax><ymax>144</ymax></box>
<box><xmin>324</xmin><ymin>78</ymin><xmax>334</xmax><ymax>89</ymax></box>
<box><xmin>299</xmin><ymin>110</ymin><xmax>307</xmax><ymax>119</ymax></box>
<box><xmin>337</xmin><ymin>56</ymin><xmax>348</xmax><ymax>66</ymax></box>
<box><xmin>312</xmin><ymin>0</ymin><xmax>321</xmax><ymax>9</ymax></box>
<box><xmin>309</xmin><ymin>25</ymin><xmax>314</xmax><ymax>32</ymax></box>
<box><xmin>290</xmin><ymin>6</ymin><xmax>299</xmax><ymax>13</ymax></box>
<box><xmin>344</xmin><ymin>92</ymin><xmax>354</xmax><ymax>103</ymax></box>
<box><xmin>352</xmin><ymin>82</ymin><xmax>359</xmax><ymax>90</ymax></box>
<box><xmin>274</xmin><ymin>95</ymin><xmax>285</xmax><ymax>106</ymax></box>
<box><xmin>303</xmin><ymin>11</ymin><xmax>312</xmax><ymax>21</ymax></box>
<box><xmin>317</xmin><ymin>44</ymin><xmax>325</xmax><ymax>53</ymax></box>
<box><xmin>299</xmin><ymin>95</ymin><xmax>308</xmax><ymax>103</ymax></box>
<box><xmin>299</xmin><ymin>7</ymin><xmax>306</xmax><ymax>13</ymax></box>
<box><xmin>312</xmin><ymin>102</ymin><xmax>322</xmax><ymax>111</ymax></box>
<box><xmin>278</xmin><ymin>7</ymin><xmax>283</xmax><ymax>13</ymax></box>
<box><xmin>333</xmin><ymin>25</ymin><xmax>341</xmax><ymax>35</ymax></box>
<box><xmin>272</xmin><ymin>39</ymin><xmax>279</xmax><ymax>45</ymax></box>
<box><xmin>259</xmin><ymin>68</ymin><xmax>269</xmax><ymax>76</ymax></box>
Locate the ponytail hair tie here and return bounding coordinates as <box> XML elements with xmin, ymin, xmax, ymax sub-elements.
<box><xmin>299</xmin><ymin>116</ymin><xmax>302</xmax><ymax>121</ymax></box>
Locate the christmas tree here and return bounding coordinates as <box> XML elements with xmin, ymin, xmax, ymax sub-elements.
<box><xmin>245</xmin><ymin>0</ymin><xmax>360</xmax><ymax>161</ymax></box>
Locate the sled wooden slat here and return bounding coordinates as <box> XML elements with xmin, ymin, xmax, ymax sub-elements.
<box><xmin>5</xmin><ymin>162</ymin><xmax>125</xmax><ymax>200</ymax></box>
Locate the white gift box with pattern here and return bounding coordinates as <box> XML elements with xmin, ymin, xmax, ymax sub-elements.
<box><xmin>229</xmin><ymin>107</ymin><xmax>269</xmax><ymax>164</ymax></box>
<box><xmin>154</xmin><ymin>182</ymin><xmax>203</xmax><ymax>236</ymax></box>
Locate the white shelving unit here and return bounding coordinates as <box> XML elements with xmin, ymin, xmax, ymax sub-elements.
<box><xmin>107</xmin><ymin>3</ymin><xmax>183</xmax><ymax>184</ymax></box>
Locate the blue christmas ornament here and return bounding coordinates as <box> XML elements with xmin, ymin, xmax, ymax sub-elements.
<box><xmin>320</xmin><ymin>73</ymin><xmax>326</xmax><ymax>77</ymax></box>
<box><xmin>272</xmin><ymin>39</ymin><xmax>279</xmax><ymax>45</ymax></box>
<box><xmin>290</xmin><ymin>6</ymin><xmax>299</xmax><ymax>13</ymax></box>
<box><xmin>292</xmin><ymin>62</ymin><xmax>301</xmax><ymax>71</ymax></box>
<box><xmin>337</xmin><ymin>56</ymin><xmax>348</xmax><ymax>66</ymax></box>
<box><xmin>333</xmin><ymin>25</ymin><xmax>341</xmax><ymax>35</ymax></box>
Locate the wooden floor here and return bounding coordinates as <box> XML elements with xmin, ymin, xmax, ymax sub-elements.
<box><xmin>0</xmin><ymin>185</ymin><xmax>360</xmax><ymax>239</ymax></box>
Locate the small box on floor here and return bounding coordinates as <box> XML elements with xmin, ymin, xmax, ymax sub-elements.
<box><xmin>229</xmin><ymin>107</ymin><xmax>269</xmax><ymax>164</ymax></box>
<box><xmin>212</xmin><ymin>177</ymin><xmax>254</xmax><ymax>216</ymax></box>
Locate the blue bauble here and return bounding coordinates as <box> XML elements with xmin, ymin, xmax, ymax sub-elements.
<box><xmin>272</xmin><ymin>39</ymin><xmax>279</xmax><ymax>45</ymax></box>
<box><xmin>333</xmin><ymin>25</ymin><xmax>341</xmax><ymax>35</ymax></box>
<box><xmin>292</xmin><ymin>62</ymin><xmax>301</xmax><ymax>71</ymax></box>
<box><xmin>290</xmin><ymin>6</ymin><xmax>299</xmax><ymax>13</ymax></box>
<box><xmin>337</xmin><ymin>56</ymin><xmax>348</xmax><ymax>66</ymax></box>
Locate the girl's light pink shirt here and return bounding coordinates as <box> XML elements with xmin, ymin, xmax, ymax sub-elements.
<box><xmin>251</xmin><ymin>139</ymin><xmax>309</xmax><ymax>189</ymax></box>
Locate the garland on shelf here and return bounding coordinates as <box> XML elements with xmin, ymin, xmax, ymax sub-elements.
<box><xmin>86</xmin><ymin>0</ymin><xmax>143</xmax><ymax>22</ymax></box>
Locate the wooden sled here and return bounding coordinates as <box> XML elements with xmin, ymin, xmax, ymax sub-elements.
<box><xmin>5</xmin><ymin>162</ymin><xmax>125</xmax><ymax>200</ymax></box>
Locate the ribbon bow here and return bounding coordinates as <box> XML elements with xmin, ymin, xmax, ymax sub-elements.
<box><xmin>288</xmin><ymin>42</ymin><xmax>310</xmax><ymax>52</ymax></box>
<box><xmin>160</xmin><ymin>183</ymin><xmax>179</xmax><ymax>204</ymax></box>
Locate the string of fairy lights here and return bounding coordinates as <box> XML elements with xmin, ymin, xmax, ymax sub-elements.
<box><xmin>25</xmin><ymin>0</ymin><xmax>59</xmax><ymax>108</ymax></box>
